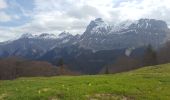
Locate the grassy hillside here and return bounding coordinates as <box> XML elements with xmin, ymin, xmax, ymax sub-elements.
<box><xmin>0</xmin><ymin>64</ymin><xmax>170</xmax><ymax>100</ymax></box>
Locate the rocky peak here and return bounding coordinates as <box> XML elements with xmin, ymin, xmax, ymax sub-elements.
<box><xmin>38</xmin><ymin>33</ymin><xmax>57</xmax><ymax>39</ymax></box>
<box><xmin>83</xmin><ymin>18</ymin><xmax>111</xmax><ymax>36</ymax></box>
<box><xmin>93</xmin><ymin>18</ymin><xmax>105</xmax><ymax>25</ymax></box>
<box><xmin>58</xmin><ymin>31</ymin><xmax>73</xmax><ymax>39</ymax></box>
<box><xmin>20</xmin><ymin>33</ymin><xmax>34</xmax><ymax>39</ymax></box>
<box><xmin>129</xmin><ymin>18</ymin><xmax>168</xmax><ymax>30</ymax></box>
<box><xmin>20</xmin><ymin>33</ymin><xmax>58</xmax><ymax>39</ymax></box>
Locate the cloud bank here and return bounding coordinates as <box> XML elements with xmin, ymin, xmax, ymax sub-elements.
<box><xmin>0</xmin><ymin>0</ymin><xmax>170</xmax><ymax>41</ymax></box>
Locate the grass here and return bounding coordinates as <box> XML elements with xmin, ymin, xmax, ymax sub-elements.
<box><xmin>0</xmin><ymin>64</ymin><xmax>170</xmax><ymax>100</ymax></box>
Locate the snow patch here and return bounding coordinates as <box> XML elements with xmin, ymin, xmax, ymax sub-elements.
<box><xmin>20</xmin><ymin>33</ymin><xmax>58</xmax><ymax>39</ymax></box>
<box><xmin>125</xmin><ymin>47</ymin><xmax>135</xmax><ymax>56</ymax></box>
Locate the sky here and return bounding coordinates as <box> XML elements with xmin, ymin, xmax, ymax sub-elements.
<box><xmin>0</xmin><ymin>0</ymin><xmax>170</xmax><ymax>42</ymax></box>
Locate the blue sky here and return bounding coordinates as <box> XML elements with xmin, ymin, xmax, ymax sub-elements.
<box><xmin>0</xmin><ymin>0</ymin><xmax>170</xmax><ymax>41</ymax></box>
<box><xmin>0</xmin><ymin>0</ymin><xmax>33</xmax><ymax>26</ymax></box>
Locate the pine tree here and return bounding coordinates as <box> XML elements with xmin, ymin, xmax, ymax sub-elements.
<box><xmin>105</xmin><ymin>66</ymin><xmax>109</xmax><ymax>74</ymax></box>
<box><xmin>57</xmin><ymin>58</ymin><xmax>65</xmax><ymax>75</ymax></box>
<box><xmin>57</xmin><ymin>58</ymin><xmax>64</xmax><ymax>66</ymax></box>
<box><xmin>143</xmin><ymin>45</ymin><xmax>158</xmax><ymax>66</ymax></box>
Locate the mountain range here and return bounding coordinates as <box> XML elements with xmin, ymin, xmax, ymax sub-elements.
<box><xmin>0</xmin><ymin>18</ymin><xmax>169</xmax><ymax>74</ymax></box>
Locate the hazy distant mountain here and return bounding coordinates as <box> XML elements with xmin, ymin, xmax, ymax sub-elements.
<box><xmin>0</xmin><ymin>32</ymin><xmax>78</xmax><ymax>59</ymax></box>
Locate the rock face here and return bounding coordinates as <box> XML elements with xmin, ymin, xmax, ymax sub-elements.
<box><xmin>83</xmin><ymin>18</ymin><xmax>112</xmax><ymax>36</ymax></box>
<box><xmin>79</xmin><ymin>18</ymin><xmax>169</xmax><ymax>50</ymax></box>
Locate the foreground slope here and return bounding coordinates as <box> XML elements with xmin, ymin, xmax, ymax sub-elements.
<box><xmin>0</xmin><ymin>64</ymin><xmax>170</xmax><ymax>100</ymax></box>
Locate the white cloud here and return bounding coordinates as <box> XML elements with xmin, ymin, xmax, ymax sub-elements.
<box><xmin>0</xmin><ymin>0</ymin><xmax>7</xmax><ymax>9</ymax></box>
<box><xmin>0</xmin><ymin>0</ymin><xmax>170</xmax><ymax>41</ymax></box>
<box><xmin>28</xmin><ymin>0</ymin><xmax>170</xmax><ymax>34</ymax></box>
<box><xmin>20</xmin><ymin>0</ymin><xmax>115</xmax><ymax>35</ymax></box>
<box><xmin>0</xmin><ymin>12</ymin><xmax>12</xmax><ymax>22</ymax></box>
<box><xmin>114</xmin><ymin>0</ymin><xmax>170</xmax><ymax>21</ymax></box>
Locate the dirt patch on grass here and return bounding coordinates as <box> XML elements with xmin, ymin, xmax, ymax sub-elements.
<box><xmin>87</xmin><ymin>93</ymin><xmax>134</xmax><ymax>100</ymax></box>
<box><xmin>48</xmin><ymin>92</ymin><xmax>65</xmax><ymax>100</ymax></box>
<box><xmin>0</xmin><ymin>93</ymin><xmax>8</xmax><ymax>100</ymax></box>
<box><xmin>48</xmin><ymin>96</ymin><xmax>60</xmax><ymax>100</ymax></box>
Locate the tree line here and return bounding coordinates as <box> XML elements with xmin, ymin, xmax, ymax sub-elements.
<box><xmin>1</xmin><ymin>41</ymin><xmax>170</xmax><ymax>79</ymax></box>
<box><xmin>0</xmin><ymin>57</ymin><xmax>79</xmax><ymax>80</ymax></box>
<box><xmin>103</xmin><ymin>42</ymin><xmax>170</xmax><ymax>74</ymax></box>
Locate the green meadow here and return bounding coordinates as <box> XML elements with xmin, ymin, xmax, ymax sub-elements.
<box><xmin>0</xmin><ymin>63</ymin><xmax>170</xmax><ymax>100</ymax></box>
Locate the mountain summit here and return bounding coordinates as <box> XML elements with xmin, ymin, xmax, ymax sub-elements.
<box><xmin>83</xmin><ymin>18</ymin><xmax>111</xmax><ymax>36</ymax></box>
<box><xmin>20</xmin><ymin>33</ymin><xmax>58</xmax><ymax>40</ymax></box>
<box><xmin>20</xmin><ymin>33</ymin><xmax>34</xmax><ymax>39</ymax></box>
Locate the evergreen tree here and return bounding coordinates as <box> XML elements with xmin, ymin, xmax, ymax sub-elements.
<box><xmin>105</xmin><ymin>66</ymin><xmax>109</xmax><ymax>74</ymax></box>
<box><xmin>143</xmin><ymin>45</ymin><xmax>158</xmax><ymax>66</ymax></box>
<box><xmin>57</xmin><ymin>58</ymin><xmax>64</xmax><ymax>66</ymax></box>
<box><xmin>57</xmin><ymin>58</ymin><xmax>65</xmax><ymax>75</ymax></box>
